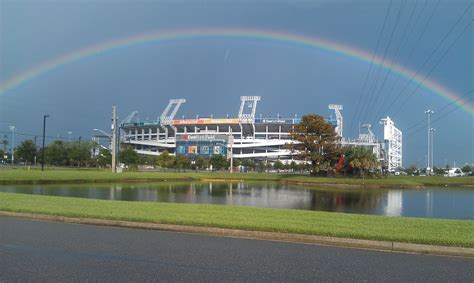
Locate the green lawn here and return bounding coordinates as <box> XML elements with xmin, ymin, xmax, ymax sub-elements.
<box><xmin>0</xmin><ymin>168</ymin><xmax>472</xmax><ymax>187</ymax></box>
<box><xmin>0</xmin><ymin>192</ymin><xmax>472</xmax><ymax>248</ymax></box>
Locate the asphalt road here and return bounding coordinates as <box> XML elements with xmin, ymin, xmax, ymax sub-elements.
<box><xmin>0</xmin><ymin>216</ymin><xmax>473</xmax><ymax>282</ymax></box>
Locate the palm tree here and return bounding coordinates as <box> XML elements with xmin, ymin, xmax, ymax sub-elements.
<box><xmin>345</xmin><ymin>146</ymin><xmax>379</xmax><ymax>178</ymax></box>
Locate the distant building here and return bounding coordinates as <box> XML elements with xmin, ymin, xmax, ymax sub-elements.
<box><xmin>445</xmin><ymin>168</ymin><xmax>465</xmax><ymax>177</ymax></box>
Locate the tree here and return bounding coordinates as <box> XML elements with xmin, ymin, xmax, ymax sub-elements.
<box><xmin>255</xmin><ymin>161</ymin><xmax>266</xmax><ymax>172</ymax></box>
<box><xmin>241</xmin><ymin>159</ymin><xmax>256</xmax><ymax>171</ymax></box>
<box><xmin>0</xmin><ymin>149</ymin><xmax>3</xmax><ymax>161</ymax></box>
<box><xmin>433</xmin><ymin>166</ymin><xmax>446</xmax><ymax>176</ymax></box>
<box><xmin>138</xmin><ymin>154</ymin><xmax>158</xmax><ymax>166</ymax></box>
<box><xmin>273</xmin><ymin>160</ymin><xmax>285</xmax><ymax>172</ymax></box>
<box><xmin>232</xmin><ymin>158</ymin><xmax>241</xmax><ymax>168</ymax></box>
<box><xmin>210</xmin><ymin>155</ymin><xmax>228</xmax><ymax>171</ymax></box>
<box><xmin>121</xmin><ymin>146</ymin><xmax>139</xmax><ymax>169</ymax></box>
<box><xmin>69</xmin><ymin>141</ymin><xmax>93</xmax><ymax>167</ymax></box>
<box><xmin>194</xmin><ymin>156</ymin><xmax>208</xmax><ymax>171</ymax></box>
<box><xmin>405</xmin><ymin>165</ymin><xmax>418</xmax><ymax>176</ymax></box>
<box><xmin>290</xmin><ymin>161</ymin><xmax>298</xmax><ymax>172</ymax></box>
<box><xmin>97</xmin><ymin>148</ymin><xmax>112</xmax><ymax>168</ymax></box>
<box><xmin>45</xmin><ymin>140</ymin><xmax>68</xmax><ymax>166</ymax></box>
<box><xmin>461</xmin><ymin>164</ymin><xmax>472</xmax><ymax>174</ymax></box>
<box><xmin>344</xmin><ymin>146</ymin><xmax>379</xmax><ymax>178</ymax></box>
<box><xmin>173</xmin><ymin>155</ymin><xmax>191</xmax><ymax>171</ymax></box>
<box><xmin>157</xmin><ymin>150</ymin><xmax>174</xmax><ymax>168</ymax></box>
<box><xmin>1</xmin><ymin>135</ymin><xmax>8</xmax><ymax>152</ymax></box>
<box><xmin>287</xmin><ymin>114</ymin><xmax>341</xmax><ymax>175</ymax></box>
<box><xmin>15</xmin><ymin>139</ymin><xmax>37</xmax><ymax>165</ymax></box>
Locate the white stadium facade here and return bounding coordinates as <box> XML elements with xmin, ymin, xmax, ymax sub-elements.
<box><xmin>117</xmin><ymin>96</ymin><xmax>403</xmax><ymax>171</ymax></box>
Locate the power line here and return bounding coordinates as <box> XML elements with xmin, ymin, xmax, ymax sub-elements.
<box><xmin>391</xmin><ymin>18</ymin><xmax>472</xmax><ymax>117</ymax></box>
<box><xmin>382</xmin><ymin>2</ymin><xmax>473</xmax><ymax>117</ymax></box>
<box><xmin>374</xmin><ymin>0</ymin><xmax>440</xmax><ymax>121</ymax></box>
<box><xmin>403</xmin><ymin>89</ymin><xmax>473</xmax><ymax>134</ymax></box>
<box><xmin>348</xmin><ymin>0</ymin><xmax>394</xmax><ymax>137</ymax></box>
<box><xmin>404</xmin><ymin>94</ymin><xmax>474</xmax><ymax>139</ymax></box>
<box><xmin>0</xmin><ymin>130</ymin><xmax>81</xmax><ymax>142</ymax></box>
<box><xmin>358</xmin><ymin>0</ymin><xmax>407</xmax><ymax>128</ymax></box>
<box><xmin>366</xmin><ymin>0</ymin><xmax>420</xmax><ymax>124</ymax></box>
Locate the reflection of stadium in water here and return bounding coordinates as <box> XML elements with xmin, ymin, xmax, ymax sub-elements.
<box><xmin>384</xmin><ymin>191</ymin><xmax>403</xmax><ymax>217</ymax></box>
<box><xmin>0</xmin><ymin>182</ymin><xmax>472</xmax><ymax>220</ymax></box>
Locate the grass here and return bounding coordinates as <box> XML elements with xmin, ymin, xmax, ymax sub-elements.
<box><xmin>0</xmin><ymin>168</ymin><xmax>472</xmax><ymax>187</ymax></box>
<box><xmin>0</xmin><ymin>192</ymin><xmax>473</xmax><ymax>248</ymax></box>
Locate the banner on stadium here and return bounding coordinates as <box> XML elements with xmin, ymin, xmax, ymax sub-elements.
<box><xmin>172</xmin><ymin>118</ymin><xmax>239</xmax><ymax>125</ymax></box>
<box><xmin>176</xmin><ymin>134</ymin><xmax>230</xmax><ymax>142</ymax></box>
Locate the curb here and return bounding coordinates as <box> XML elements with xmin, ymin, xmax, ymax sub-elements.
<box><xmin>1</xmin><ymin>211</ymin><xmax>473</xmax><ymax>258</ymax></box>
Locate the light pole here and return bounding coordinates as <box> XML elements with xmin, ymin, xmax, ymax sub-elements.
<box><xmin>9</xmin><ymin>126</ymin><xmax>15</xmax><ymax>165</ymax></box>
<box><xmin>228</xmin><ymin>134</ymin><xmax>234</xmax><ymax>173</ymax></box>
<box><xmin>424</xmin><ymin>110</ymin><xmax>434</xmax><ymax>173</ymax></box>
<box><xmin>430</xmin><ymin>128</ymin><xmax>436</xmax><ymax>170</ymax></box>
<box><xmin>34</xmin><ymin>136</ymin><xmax>38</xmax><ymax>166</ymax></box>
<box><xmin>111</xmin><ymin>105</ymin><xmax>117</xmax><ymax>173</ymax></box>
<box><xmin>42</xmin><ymin>115</ymin><xmax>50</xmax><ymax>171</ymax></box>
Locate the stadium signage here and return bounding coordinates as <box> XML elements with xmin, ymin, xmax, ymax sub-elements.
<box><xmin>173</xmin><ymin>118</ymin><xmax>239</xmax><ymax>125</ymax></box>
<box><xmin>176</xmin><ymin>134</ymin><xmax>229</xmax><ymax>141</ymax></box>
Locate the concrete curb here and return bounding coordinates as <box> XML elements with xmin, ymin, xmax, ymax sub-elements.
<box><xmin>1</xmin><ymin>211</ymin><xmax>473</xmax><ymax>258</ymax></box>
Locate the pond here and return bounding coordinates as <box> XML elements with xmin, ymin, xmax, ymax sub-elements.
<box><xmin>1</xmin><ymin>182</ymin><xmax>473</xmax><ymax>220</ymax></box>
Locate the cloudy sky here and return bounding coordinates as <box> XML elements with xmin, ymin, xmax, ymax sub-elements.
<box><xmin>0</xmin><ymin>0</ymin><xmax>472</xmax><ymax>166</ymax></box>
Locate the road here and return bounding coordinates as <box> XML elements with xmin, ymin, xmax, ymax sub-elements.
<box><xmin>0</xmin><ymin>216</ymin><xmax>473</xmax><ymax>282</ymax></box>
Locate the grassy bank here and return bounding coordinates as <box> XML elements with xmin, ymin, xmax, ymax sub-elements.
<box><xmin>0</xmin><ymin>192</ymin><xmax>472</xmax><ymax>247</ymax></box>
<box><xmin>0</xmin><ymin>169</ymin><xmax>472</xmax><ymax>187</ymax></box>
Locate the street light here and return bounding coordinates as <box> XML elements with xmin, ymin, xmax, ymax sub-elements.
<box><xmin>9</xmin><ymin>125</ymin><xmax>15</xmax><ymax>165</ymax></box>
<box><xmin>228</xmin><ymin>134</ymin><xmax>234</xmax><ymax>173</ymax></box>
<box><xmin>42</xmin><ymin>115</ymin><xmax>50</xmax><ymax>171</ymax></box>
<box><xmin>430</xmin><ymin>128</ymin><xmax>436</xmax><ymax>170</ymax></box>
<box><xmin>424</xmin><ymin>110</ymin><xmax>434</xmax><ymax>173</ymax></box>
<box><xmin>34</xmin><ymin>136</ymin><xmax>38</xmax><ymax>166</ymax></box>
<box><xmin>215</xmin><ymin>135</ymin><xmax>234</xmax><ymax>173</ymax></box>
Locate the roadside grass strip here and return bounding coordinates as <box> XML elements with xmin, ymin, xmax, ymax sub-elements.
<box><xmin>0</xmin><ymin>169</ymin><xmax>472</xmax><ymax>187</ymax></box>
<box><xmin>0</xmin><ymin>192</ymin><xmax>472</xmax><ymax>248</ymax></box>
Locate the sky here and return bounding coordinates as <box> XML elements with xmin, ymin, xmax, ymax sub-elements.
<box><xmin>0</xmin><ymin>0</ymin><xmax>472</xmax><ymax>167</ymax></box>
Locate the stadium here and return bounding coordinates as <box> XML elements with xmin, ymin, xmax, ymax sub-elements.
<box><xmin>119</xmin><ymin>96</ymin><xmax>402</xmax><ymax>171</ymax></box>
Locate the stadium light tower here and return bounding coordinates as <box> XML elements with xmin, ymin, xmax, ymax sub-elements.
<box><xmin>424</xmin><ymin>110</ymin><xmax>434</xmax><ymax>173</ymax></box>
<box><xmin>328</xmin><ymin>104</ymin><xmax>343</xmax><ymax>138</ymax></box>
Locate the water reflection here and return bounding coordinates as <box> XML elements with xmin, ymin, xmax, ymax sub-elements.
<box><xmin>0</xmin><ymin>182</ymin><xmax>472</xmax><ymax>220</ymax></box>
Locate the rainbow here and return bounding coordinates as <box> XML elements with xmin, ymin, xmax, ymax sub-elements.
<box><xmin>0</xmin><ymin>27</ymin><xmax>472</xmax><ymax>115</ymax></box>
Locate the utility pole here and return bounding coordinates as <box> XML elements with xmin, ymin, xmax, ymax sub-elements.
<box><xmin>430</xmin><ymin>128</ymin><xmax>436</xmax><ymax>170</ymax></box>
<box><xmin>42</xmin><ymin>115</ymin><xmax>50</xmax><ymax>171</ymax></box>
<box><xmin>111</xmin><ymin>105</ymin><xmax>117</xmax><ymax>173</ymax></box>
<box><xmin>34</xmin><ymin>136</ymin><xmax>38</xmax><ymax>167</ymax></box>
<box><xmin>228</xmin><ymin>134</ymin><xmax>234</xmax><ymax>173</ymax></box>
<box><xmin>424</xmin><ymin>110</ymin><xmax>434</xmax><ymax>174</ymax></box>
<box><xmin>9</xmin><ymin>126</ymin><xmax>15</xmax><ymax>165</ymax></box>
